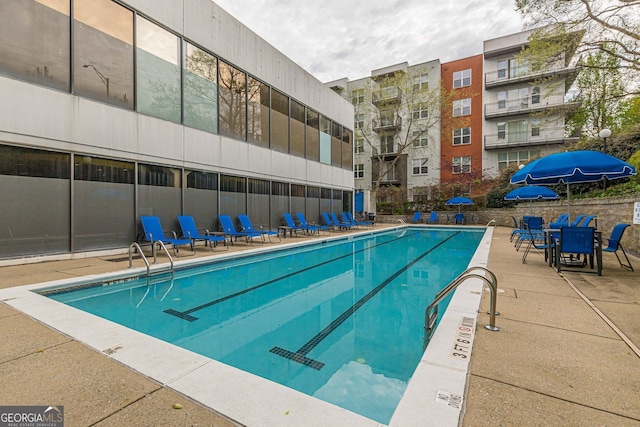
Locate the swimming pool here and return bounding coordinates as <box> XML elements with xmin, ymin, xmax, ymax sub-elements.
<box><xmin>3</xmin><ymin>225</ymin><xmax>494</xmax><ymax>426</ymax></box>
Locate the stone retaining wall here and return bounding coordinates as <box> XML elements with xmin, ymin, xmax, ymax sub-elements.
<box><xmin>379</xmin><ymin>196</ymin><xmax>640</xmax><ymax>257</ymax></box>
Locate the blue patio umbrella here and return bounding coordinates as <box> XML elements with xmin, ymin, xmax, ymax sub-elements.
<box><xmin>505</xmin><ymin>185</ymin><xmax>559</xmax><ymax>214</ymax></box>
<box><xmin>446</xmin><ymin>196</ymin><xmax>474</xmax><ymax>213</ymax></box>
<box><xmin>510</xmin><ymin>150</ymin><xmax>636</xmax><ymax>221</ymax></box>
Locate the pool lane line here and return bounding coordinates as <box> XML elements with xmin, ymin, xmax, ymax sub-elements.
<box><xmin>269</xmin><ymin>231</ymin><xmax>461</xmax><ymax>370</ymax></box>
<box><xmin>164</xmin><ymin>229</ymin><xmax>422</xmax><ymax>321</ymax></box>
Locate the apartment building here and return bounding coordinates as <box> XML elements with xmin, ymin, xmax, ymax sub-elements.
<box><xmin>440</xmin><ymin>54</ymin><xmax>484</xmax><ymax>184</ymax></box>
<box><xmin>482</xmin><ymin>29</ymin><xmax>581</xmax><ymax>177</ymax></box>
<box><xmin>328</xmin><ymin>60</ymin><xmax>442</xmax><ymax>212</ymax></box>
<box><xmin>0</xmin><ymin>0</ymin><xmax>354</xmax><ymax>260</ymax></box>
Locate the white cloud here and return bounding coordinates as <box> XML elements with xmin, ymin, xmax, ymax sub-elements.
<box><xmin>213</xmin><ymin>0</ymin><xmax>524</xmax><ymax>82</ymax></box>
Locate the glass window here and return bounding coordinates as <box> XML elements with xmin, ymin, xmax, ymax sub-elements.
<box><xmin>136</xmin><ymin>16</ymin><xmax>180</xmax><ymax>123</ymax></box>
<box><xmin>532</xmin><ymin>86</ymin><xmax>540</xmax><ymax>104</ymax></box>
<box><xmin>319</xmin><ymin>115</ymin><xmax>331</xmax><ymax>164</ymax></box>
<box><xmin>354</xmin><ymin>113</ymin><xmax>364</xmax><ymax>129</ymax></box>
<box><xmin>531</xmin><ymin>119</ymin><xmax>541</xmax><ymax>136</ymax></box>
<box><xmin>412</xmin><ymin>104</ymin><xmax>429</xmax><ymax>120</ymax></box>
<box><xmin>453</xmin><ymin>98</ymin><xmax>471</xmax><ymax>116</ymax></box>
<box><xmin>354</xmin><ymin>163</ymin><xmax>364</xmax><ymax>179</ymax></box>
<box><xmin>351</xmin><ymin>88</ymin><xmax>364</xmax><ymax>104</ymax></box>
<box><xmin>412</xmin><ymin>131</ymin><xmax>428</xmax><ymax>147</ymax></box>
<box><xmin>271</xmin><ymin>89</ymin><xmax>289</xmax><ymax>153</ymax></box>
<box><xmin>306</xmin><ymin>109</ymin><xmax>319</xmax><ymax>161</ymax></box>
<box><xmin>498</xmin><ymin>150</ymin><xmax>538</xmax><ymax>170</ymax></box>
<box><xmin>138</xmin><ymin>164</ymin><xmax>181</xmax><ymax>187</ymax></box>
<box><xmin>412</xmin><ymin>158</ymin><xmax>428</xmax><ymax>175</ymax></box>
<box><xmin>218</xmin><ymin>60</ymin><xmax>247</xmax><ymax>140</ymax></box>
<box><xmin>0</xmin><ymin>0</ymin><xmax>70</xmax><ymax>92</ymax></box>
<box><xmin>413</xmin><ymin>74</ymin><xmax>428</xmax><ymax>91</ymax></box>
<box><xmin>342</xmin><ymin>127</ymin><xmax>352</xmax><ymax>170</ymax></box>
<box><xmin>452</xmin><ymin>156</ymin><xmax>471</xmax><ymax>174</ymax></box>
<box><xmin>354</xmin><ymin>137</ymin><xmax>364</xmax><ymax>154</ymax></box>
<box><xmin>498</xmin><ymin>91</ymin><xmax>506</xmax><ymax>109</ymax></box>
<box><xmin>331</xmin><ymin>122</ymin><xmax>342</xmax><ymax>167</ymax></box>
<box><xmin>497</xmin><ymin>122</ymin><xmax>506</xmax><ymax>140</ymax></box>
<box><xmin>247</xmin><ymin>77</ymin><xmax>269</xmax><ymax>147</ymax></box>
<box><xmin>74</xmin><ymin>0</ymin><xmax>133</xmax><ymax>108</ymax></box>
<box><xmin>453</xmin><ymin>127</ymin><xmax>471</xmax><ymax>145</ymax></box>
<box><xmin>497</xmin><ymin>60</ymin><xmax>507</xmax><ymax>79</ymax></box>
<box><xmin>184</xmin><ymin>42</ymin><xmax>218</xmax><ymax>134</ymax></box>
<box><xmin>453</xmin><ymin>69</ymin><xmax>471</xmax><ymax>88</ymax></box>
<box><xmin>290</xmin><ymin>99</ymin><xmax>305</xmax><ymax>157</ymax></box>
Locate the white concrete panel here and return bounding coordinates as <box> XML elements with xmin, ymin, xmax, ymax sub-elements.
<box><xmin>136</xmin><ymin>114</ymin><xmax>185</xmax><ymax>162</ymax></box>
<box><xmin>74</xmin><ymin>98</ymin><xmax>138</xmax><ymax>155</ymax></box>
<box><xmin>246</xmin><ymin>144</ymin><xmax>274</xmax><ymax>177</ymax></box>
<box><xmin>220</xmin><ymin>137</ymin><xmax>250</xmax><ymax>173</ymax></box>
<box><xmin>183</xmin><ymin>127</ymin><xmax>222</xmax><ymax>168</ymax></box>
<box><xmin>270</xmin><ymin>150</ymin><xmax>293</xmax><ymax>180</ymax></box>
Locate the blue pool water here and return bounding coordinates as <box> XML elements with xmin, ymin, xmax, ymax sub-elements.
<box><xmin>45</xmin><ymin>227</ymin><xmax>484</xmax><ymax>424</ymax></box>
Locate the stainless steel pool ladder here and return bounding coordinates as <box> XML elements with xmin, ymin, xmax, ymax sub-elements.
<box><xmin>423</xmin><ymin>266</ymin><xmax>499</xmax><ymax>350</ymax></box>
<box><xmin>128</xmin><ymin>241</ymin><xmax>175</xmax><ymax>277</ymax></box>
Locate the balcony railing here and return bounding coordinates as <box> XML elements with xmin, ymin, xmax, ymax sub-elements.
<box><xmin>372</xmin><ymin>116</ymin><xmax>402</xmax><ymax>133</ymax></box>
<box><xmin>372</xmin><ymin>87</ymin><xmax>401</xmax><ymax>105</ymax></box>
<box><xmin>484</xmin><ymin>95</ymin><xmax>580</xmax><ymax>119</ymax></box>
<box><xmin>485</xmin><ymin>62</ymin><xmax>580</xmax><ymax>88</ymax></box>
<box><xmin>484</xmin><ymin>127</ymin><xmax>580</xmax><ymax>150</ymax></box>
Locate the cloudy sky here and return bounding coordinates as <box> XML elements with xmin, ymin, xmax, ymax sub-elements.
<box><xmin>213</xmin><ymin>0</ymin><xmax>525</xmax><ymax>83</ymax></box>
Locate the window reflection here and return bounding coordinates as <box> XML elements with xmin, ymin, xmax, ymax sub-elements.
<box><xmin>290</xmin><ymin>100</ymin><xmax>305</xmax><ymax>158</ymax></box>
<box><xmin>319</xmin><ymin>115</ymin><xmax>331</xmax><ymax>165</ymax></box>
<box><xmin>218</xmin><ymin>60</ymin><xmax>247</xmax><ymax>140</ymax></box>
<box><xmin>184</xmin><ymin>42</ymin><xmax>218</xmax><ymax>133</ymax></box>
<box><xmin>247</xmin><ymin>77</ymin><xmax>270</xmax><ymax>147</ymax></box>
<box><xmin>74</xmin><ymin>0</ymin><xmax>133</xmax><ymax>108</ymax></box>
<box><xmin>271</xmin><ymin>90</ymin><xmax>289</xmax><ymax>153</ymax></box>
<box><xmin>136</xmin><ymin>16</ymin><xmax>180</xmax><ymax>123</ymax></box>
<box><xmin>0</xmin><ymin>0</ymin><xmax>70</xmax><ymax>91</ymax></box>
<box><xmin>305</xmin><ymin>109</ymin><xmax>319</xmax><ymax>161</ymax></box>
<box><xmin>342</xmin><ymin>128</ymin><xmax>353</xmax><ymax>170</ymax></box>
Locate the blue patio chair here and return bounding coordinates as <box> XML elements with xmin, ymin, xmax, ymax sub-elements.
<box><xmin>454</xmin><ymin>213</ymin><xmax>464</xmax><ymax>225</ymax></box>
<box><xmin>140</xmin><ymin>216</ymin><xmax>194</xmax><ymax>256</ymax></box>
<box><xmin>238</xmin><ymin>214</ymin><xmax>281</xmax><ymax>243</ymax></box>
<box><xmin>427</xmin><ymin>211</ymin><xmax>438</xmax><ymax>224</ymax></box>
<box><xmin>177</xmin><ymin>215</ymin><xmax>228</xmax><ymax>251</ymax></box>
<box><xmin>296</xmin><ymin>212</ymin><xmax>328</xmax><ymax>234</ymax></box>
<box><xmin>510</xmin><ymin>216</ymin><xmax>528</xmax><ymax>242</ymax></box>
<box><xmin>555</xmin><ymin>226</ymin><xmax>600</xmax><ymax>275</ymax></box>
<box><xmin>515</xmin><ymin>216</ymin><xmax>544</xmax><ymax>250</ymax></box>
<box><xmin>521</xmin><ymin>224</ymin><xmax>555</xmax><ymax>264</ymax></box>
<box><xmin>602</xmin><ymin>224</ymin><xmax>633</xmax><ymax>271</ymax></box>
<box><xmin>346</xmin><ymin>211</ymin><xmax>373</xmax><ymax>227</ymax></box>
<box><xmin>283</xmin><ymin>213</ymin><xmax>311</xmax><ymax>234</ymax></box>
<box><xmin>330</xmin><ymin>212</ymin><xmax>353</xmax><ymax>230</ymax></box>
<box><xmin>578</xmin><ymin>215</ymin><xmax>596</xmax><ymax>228</ymax></box>
<box><xmin>410</xmin><ymin>211</ymin><xmax>422</xmax><ymax>223</ymax></box>
<box><xmin>218</xmin><ymin>214</ymin><xmax>262</xmax><ymax>245</ymax></box>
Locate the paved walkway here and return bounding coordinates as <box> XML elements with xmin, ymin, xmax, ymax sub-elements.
<box><xmin>0</xmin><ymin>226</ymin><xmax>638</xmax><ymax>426</ymax></box>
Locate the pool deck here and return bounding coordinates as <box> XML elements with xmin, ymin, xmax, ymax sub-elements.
<box><xmin>0</xmin><ymin>225</ymin><xmax>638</xmax><ymax>426</ymax></box>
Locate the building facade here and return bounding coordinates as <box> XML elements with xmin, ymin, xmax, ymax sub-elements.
<box><xmin>328</xmin><ymin>60</ymin><xmax>442</xmax><ymax>212</ymax></box>
<box><xmin>482</xmin><ymin>29</ymin><xmax>581</xmax><ymax>177</ymax></box>
<box><xmin>440</xmin><ymin>54</ymin><xmax>484</xmax><ymax>185</ymax></box>
<box><xmin>0</xmin><ymin>0</ymin><xmax>354</xmax><ymax>260</ymax></box>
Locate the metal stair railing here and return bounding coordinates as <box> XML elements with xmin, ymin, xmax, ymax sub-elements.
<box><xmin>424</xmin><ymin>266</ymin><xmax>499</xmax><ymax>350</ymax></box>
<box><xmin>128</xmin><ymin>241</ymin><xmax>175</xmax><ymax>278</ymax></box>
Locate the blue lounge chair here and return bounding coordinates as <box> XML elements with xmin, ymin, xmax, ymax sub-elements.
<box><xmin>321</xmin><ymin>212</ymin><xmax>348</xmax><ymax>230</ymax></box>
<box><xmin>238</xmin><ymin>214</ymin><xmax>281</xmax><ymax>243</ymax></box>
<box><xmin>454</xmin><ymin>213</ymin><xmax>464</xmax><ymax>225</ymax></box>
<box><xmin>410</xmin><ymin>211</ymin><xmax>422</xmax><ymax>223</ymax></box>
<box><xmin>578</xmin><ymin>215</ymin><xmax>596</xmax><ymax>228</ymax></box>
<box><xmin>515</xmin><ymin>216</ymin><xmax>545</xmax><ymax>250</ymax></box>
<box><xmin>555</xmin><ymin>226</ymin><xmax>600</xmax><ymax>275</ymax></box>
<box><xmin>140</xmin><ymin>216</ymin><xmax>194</xmax><ymax>256</ymax></box>
<box><xmin>177</xmin><ymin>215</ymin><xmax>228</xmax><ymax>251</ymax></box>
<box><xmin>602</xmin><ymin>224</ymin><xmax>633</xmax><ymax>271</ymax></box>
<box><xmin>346</xmin><ymin>212</ymin><xmax>373</xmax><ymax>227</ymax></box>
<box><xmin>510</xmin><ymin>216</ymin><xmax>528</xmax><ymax>242</ymax></box>
<box><xmin>427</xmin><ymin>211</ymin><xmax>438</xmax><ymax>224</ymax></box>
<box><xmin>296</xmin><ymin>212</ymin><xmax>328</xmax><ymax>233</ymax></box>
<box><xmin>218</xmin><ymin>214</ymin><xmax>262</xmax><ymax>245</ymax></box>
<box><xmin>283</xmin><ymin>213</ymin><xmax>309</xmax><ymax>234</ymax></box>
<box><xmin>330</xmin><ymin>212</ymin><xmax>352</xmax><ymax>230</ymax></box>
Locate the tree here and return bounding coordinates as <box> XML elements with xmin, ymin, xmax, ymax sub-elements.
<box><xmin>353</xmin><ymin>67</ymin><xmax>459</xmax><ymax>208</ymax></box>
<box><xmin>568</xmin><ymin>47</ymin><xmax>625</xmax><ymax>138</ymax></box>
<box><xmin>515</xmin><ymin>0</ymin><xmax>640</xmax><ymax>96</ymax></box>
<box><xmin>618</xmin><ymin>96</ymin><xmax>640</xmax><ymax>132</ymax></box>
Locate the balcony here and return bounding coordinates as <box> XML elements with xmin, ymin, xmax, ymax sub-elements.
<box><xmin>372</xmin><ymin>116</ymin><xmax>402</xmax><ymax>133</ymax></box>
<box><xmin>485</xmin><ymin>95</ymin><xmax>582</xmax><ymax>119</ymax></box>
<box><xmin>372</xmin><ymin>87</ymin><xmax>401</xmax><ymax>106</ymax></box>
<box><xmin>484</xmin><ymin>127</ymin><xmax>580</xmax><ymax>150</ymax></box>
<box><xmin>485</xmin><ymin>61</ymin><xmax>580</xmax><ymax>89</ymax></box>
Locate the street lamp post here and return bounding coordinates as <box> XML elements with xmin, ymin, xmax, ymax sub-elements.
<box><xmin>83</xmin><ymin>64</ymin><xmax>109</xmax><ymax>98</ymax></box>
<box><xmin>599</xmin><ymin>128</ymin><xmax>612</xmax><ymax>189</ymax></box>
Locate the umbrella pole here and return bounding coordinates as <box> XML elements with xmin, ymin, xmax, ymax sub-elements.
<box><xmin>566</xmin><ymin>183</ymin><xmax>571</xmax><ymax>223</ymax></box>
